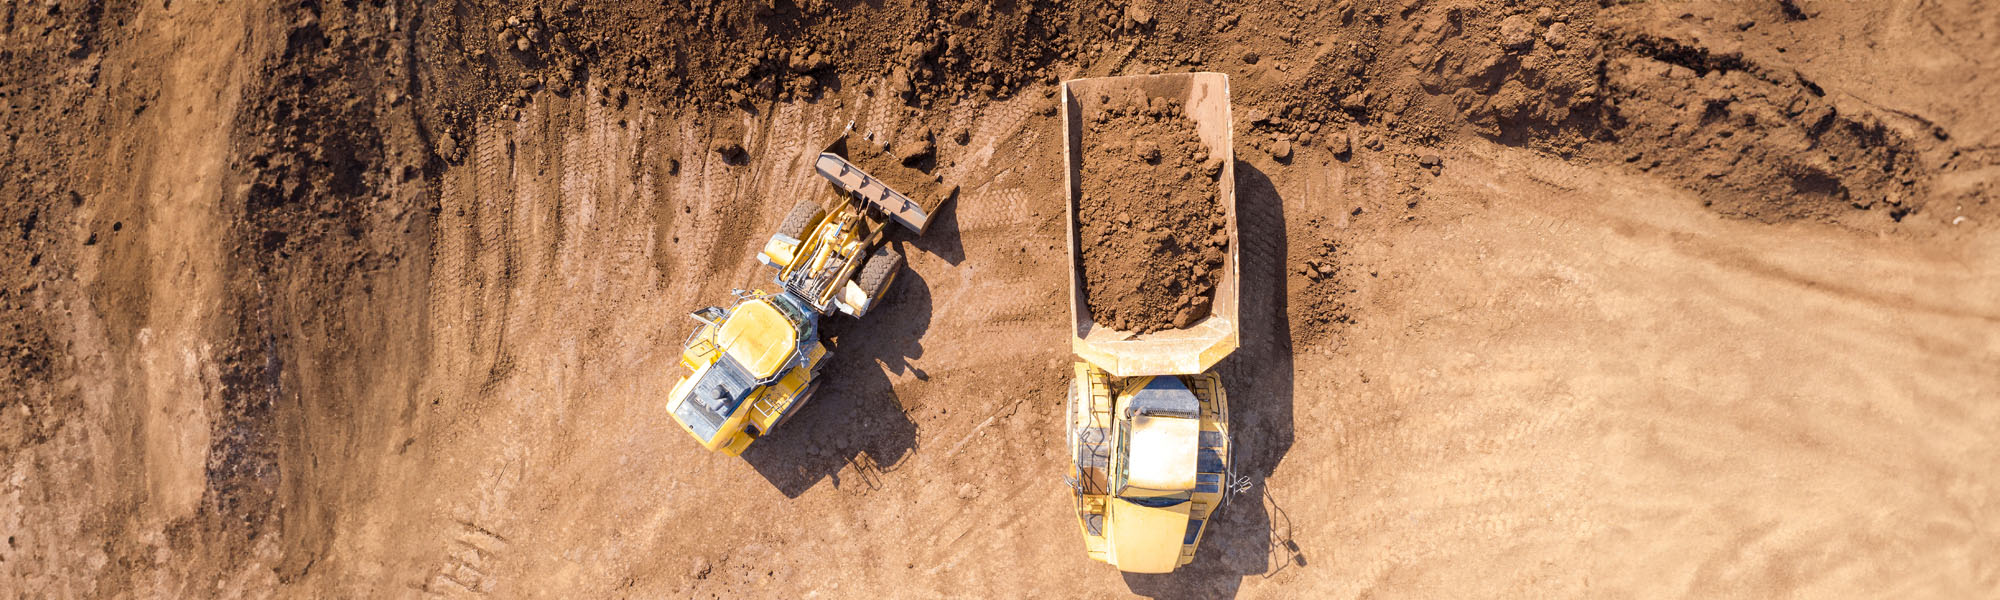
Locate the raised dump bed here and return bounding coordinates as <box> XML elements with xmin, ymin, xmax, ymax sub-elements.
<box><xmin>1060</xmin><ymin>73</ymin><xmax>1239</xmax><ymax>377</ymax></box>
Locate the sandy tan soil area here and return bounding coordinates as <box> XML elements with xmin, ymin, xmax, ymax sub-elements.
<box><xmin>3</xmin><ymin>0</ymin><xmax>1997</xmax><ymax>597</ymax></box>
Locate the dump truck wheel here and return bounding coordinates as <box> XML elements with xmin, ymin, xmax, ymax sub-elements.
<box><xmin>856</xmin><ymin>245</ymin><xmax>904</xmax><ymax>302</ymax></box>
<box><xmin>776</xmin><ymin>199</ymin><xmax>822</xmax><ymax>240</ymax></box>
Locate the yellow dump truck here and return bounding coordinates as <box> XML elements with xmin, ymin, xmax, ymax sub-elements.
<box><xmin>666</xmin><ymin>136</ymin><xmax>940</xmax><ymax>456</ymax></box>
<box><xmin>1059</xmin><ymin>72</ymin><xmax>1241</xmax><ymax>573</ymax></box>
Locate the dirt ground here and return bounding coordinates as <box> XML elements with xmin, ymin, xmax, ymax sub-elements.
<box><xmin>4</xmin><ymin>0</ymin><xmax>1998</xmax><ymax>598</ymax></box>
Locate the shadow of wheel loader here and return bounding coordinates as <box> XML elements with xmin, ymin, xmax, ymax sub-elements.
<box><xmin>739</xmin><ymin>247</ymin><xmax>934</xmax><ymax>498</ymax></box>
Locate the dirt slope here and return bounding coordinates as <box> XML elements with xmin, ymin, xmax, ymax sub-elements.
<box><xmin>4</xmin><ymin>0</ymin><xmax>1999</xmax><ymax>598</ymax></box>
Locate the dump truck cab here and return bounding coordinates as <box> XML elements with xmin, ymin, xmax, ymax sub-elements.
<box><xmin>1068</xmin><ymin>364</ymin><xmax>1231</xmax><ymax>573</ymax></box>
<box><xmin>666</xmin><ymin>292</ymin><xmax>828</xmax><ymax>455</ymax></box>
<box><xmin>1057</xmin><ymin>73</ymin><xmax>1239</xmax><ymax>573</ymax></box>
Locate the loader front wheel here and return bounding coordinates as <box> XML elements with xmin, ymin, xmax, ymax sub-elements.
<box><xmin>856</xmin><ymin>245</ymin><xmax>904</xmax><ymax>304</ymax></box>
<box><xmin>777</xmin><ymin>199</ymin><xmax>823</xmax><ymax>240</ymax></box>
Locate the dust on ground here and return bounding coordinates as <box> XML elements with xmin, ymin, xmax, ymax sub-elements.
<box><xmin>5</xmin><ymin>0</ymin><xmax>1999</xmax><ymax>597</ymax></box>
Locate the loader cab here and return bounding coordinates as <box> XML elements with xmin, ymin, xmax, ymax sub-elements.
<box><xmin>671</xmin><ymin>355</ymin><xmax>758</xmax><ymax>448</ymax></box>
<box><xmin>667</xmin><ymin>292</ymin><xmax>822</xmax><ymax>452</ymax></box>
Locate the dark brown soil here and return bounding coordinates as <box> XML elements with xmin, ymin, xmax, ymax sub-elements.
<box><xmin>1076</xmin><ymin>90</ymin><xmax>1230</xmax><ymax>334</ymax></box>
<box><xmin>1291</xmin><ymin>222</ymin><xmax>1353</xmax><ymax>344</ymax></box>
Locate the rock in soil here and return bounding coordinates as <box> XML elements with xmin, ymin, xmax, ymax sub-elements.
<box><xmin>1498</xmin><ymin>15</ymin><xmax>1536</xmax><ymax>50</ymax></box>
<box><xmin>1329</xmin><ymin>130</ymin><xmax>1353</xmax><ymax>156</ymax></box>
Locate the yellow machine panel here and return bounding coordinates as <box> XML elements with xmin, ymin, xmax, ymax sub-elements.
<box><xmin>718</xmin><ymin>298</ymin><xmax>800</xmax><ymax>380</ymax></box>
<box><xmin>1066</xmin><ymin>363</ymin><xmax>1231</xmax><ymax>573</ymax></box>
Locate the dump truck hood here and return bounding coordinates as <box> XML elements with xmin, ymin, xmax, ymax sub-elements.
<box><xmin>1106</xmin><ymin>497</ymin><xmax>1192</xmax><ymax>573</ymax></box>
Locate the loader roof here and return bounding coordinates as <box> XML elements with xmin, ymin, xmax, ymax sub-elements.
<box><xmin>670</xmin><ymin>356</ymin><xmax>754</xmax><ymax>445</ymax></box>
<box><xmin>719</xmin><ymin>298</ymin><xmax>799</xmax><ymax>380</ymax></box>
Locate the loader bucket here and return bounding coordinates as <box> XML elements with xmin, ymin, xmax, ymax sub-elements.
<box><xmin>816</xmin><ymin>134</ymin><xmax>950</xmax><ymax>235</ymax></box>
<box><xmin>1061</xmin><ymin>73</ymin><xmax>1240</xmax><ymax>377</ymax></box>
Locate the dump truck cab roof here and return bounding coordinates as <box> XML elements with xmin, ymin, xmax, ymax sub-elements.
<box><xmin>1124</xmin><ymin>415</ymin><xmax>1199</xmax><ymax>495</ymax></box>
<box><xmin>1120</xmin><ymin>376</ymin><xmax>1202</xmax><ymax>496</ymax></box>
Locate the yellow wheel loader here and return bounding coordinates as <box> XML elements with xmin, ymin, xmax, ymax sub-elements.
<box><xmin>666</xmin><ymin>136</ymin><xmax>941</xmax><ymax>456</ymax></box>
<box><xmin>1059</xmin><ymin>73</ymin><xmax>1242</xmax><ymax>572</ymax></box>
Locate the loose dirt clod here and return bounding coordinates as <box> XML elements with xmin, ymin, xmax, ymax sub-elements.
<box><xmin>1329</xmin><ymin>130</ymin><xmax>1353</xmax><ymax>156</ymax></box>
<box><xmin>1076</xmin><ymin>91</ymin><xmax>1228</xmax><ymax>334</ymax></box>
<box><xmin>1498</xmin><ymin>15</ymin><xmax>1537</xmax><ymax>50</ymax></box>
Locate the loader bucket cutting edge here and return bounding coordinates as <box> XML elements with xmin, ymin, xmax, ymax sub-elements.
<box><xmin>815</xmin><ymin>152</ymin><xmax>931</xmax><ymax>234</ymax></box>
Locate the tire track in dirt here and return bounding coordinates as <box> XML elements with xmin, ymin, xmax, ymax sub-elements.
<box><xmin>474</xmin><ymin>118</ymin><xmax>519</xmax><ymax>396</ymax></box>
<box><xmin>1260</xmin><ymin>144</ymin><xmax>2000</xmax><ymax>597</ymax></box>
<box><xmin>665</xmin><ymin>121</ymin><xmax>754</xmax><ymax>304</ymax></box>
<box><xmin>916</xmin><ymin>93</ymin><xmax>1068</xmax><ymax>372</ymax></box>
<box><xmin>404</xmin><ymin>84</ymin><xmax>934</xmax><ymax>596</ymax></box>
<box><xmin>415</xmin><ymin>86</ymin><xmax>673</xmax><ymax>596</ymax></box>
<box><xmin>418</xmin><ymin>443</ymin><xmax>527</xmax><ymax>598</ymax></box>
<box><xmin>430</xmin><ymin>158</ymin><xmax>474</xmax><ymax>398</ymax></box>
<box><xmin>498</xmin><ymin>110</ymin><xmax>549</xmax><ymax>394</ymax></box>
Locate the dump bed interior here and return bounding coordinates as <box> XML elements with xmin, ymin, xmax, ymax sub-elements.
<box><xmin>1061</xmin><ymin>73</ymin><xmax>1240</xmax><ymax>377</ymax></box>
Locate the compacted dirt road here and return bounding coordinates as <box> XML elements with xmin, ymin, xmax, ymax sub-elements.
<box><xmin>5</xmin><ymin>0</ymin><xmax>1998</xmax><ymax>597</ymax></box>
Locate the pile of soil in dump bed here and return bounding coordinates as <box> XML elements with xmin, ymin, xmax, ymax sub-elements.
<box><xmin>1077</xmin><ymin>92</ymin><xmax>1230</xmax><ymax>334</ymax></box>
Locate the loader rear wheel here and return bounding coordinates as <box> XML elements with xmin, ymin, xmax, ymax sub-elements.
<box><xmin>856</xmin><ymin>245</ymin><xmax>904</xmax><ymax>303</ymax></box>
<box><xmin>771</xmin><ymin>379</ymin><xmax>820</xmax><ymax>431</ymax></box>
<box><xmin>777</xmin><ymin>199</ymin><xmax>823</xmax><ymax>240</ymax></box>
